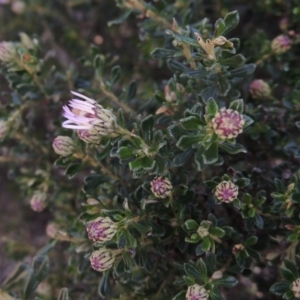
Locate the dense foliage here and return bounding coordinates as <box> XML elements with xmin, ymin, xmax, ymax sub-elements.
<box><xmin>1</xmin><ymin>0</ymin><xmax>300</xmax><ymax>299</ymax></box>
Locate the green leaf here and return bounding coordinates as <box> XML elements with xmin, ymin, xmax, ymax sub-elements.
<box><xmin>206</xmin><ymin>98</ymin><xmax>219</xmax><ymax>116</ymax></box>
<box><xmin>173</xmin><ymin>149</ymin><xmax>194</xmax><ymax>167</ymax></box>
<box><xmin>194</xmin><ymin>149</ymin><xmax>206</xmax><ymax>171</ymax></box>
<box><xmin>218</xmin><ymin>76</ymin><xmax>231</xmax><ymax>96</ymax></box>
<box><xmin>126</xmin><ymin>80</ymin><xmax>137</xmax><ymax>101</ymax></box>
<box><xmin>110</xmin><ymin>65</ymin><xmax>121</xmax><ymax>85</ymax></box>
<box><xmin>132</xmin><ymin>221</ymin><xmax>152</xmax><ymax>236</ymax></box>
<box><xmin>180</xmin><ymin>116</ymin><xmax>203</xmax><ymax>130</ymax></box>
<box><xmin>93</xmin><ymin>54</ymin><xmax>104</xmax><ymax>76</ymax></box>
<box><xmin>213</xmin><ymin>276</ymin><xmax>238</xmax><ymax>288</ymax></box>
<box><xmin>280</xmin><ymin>267</ymin><xmax>297</xmax><ymax>282</ymax></box>
<box><xmin>202</xmin><ymin>142</ymin><xmax>218</xmax><ymax>164</ymax></box>
<box><xmin>210</xmin><ymin>227</ymin><xmax>225</xmax><ymax>238</ymax></box>
<box><xmin>215</xmin><ymin>18</ymin><xmax>226</xmax><ymax>37</ymax></box>
<box><xmin>23</xmin><ymin>256</ymin><xmax>50</xmax><ymax>299</ymax></box>
<box><xmin>254</xmin><ymin>213</ymin><xmax>264</xmax><ymax>229</ymax></box>
<box><xmin>98</xmin><ymin>272</ymin><xmax>110</xmax><ymax>297</ymax></box>
<box><xmin>244</xmin><ymin>236</ymin><xmax>258</xmax><ymax>247</ymax></box>
<box><xmin>151</xmin><ymin>48</ymin><xmax>179</xmax><ymax>59</ymax></box>
<box><xmin>220</xmin><ymin>54</ymin><xmax>245</xmax><ymax>68</ymax></box>
<box><xmin>65</xmin><ymin>163</ymin><xmax>83</xmax><ymax>179</ymax></box>
<box><xmin>172</xmin><ymin>291</ymin><xmax>186</xmax><ymax>300</ymax></box>
<box><xmin>229</xmin><ymin>64</ymin><xmax>256</xmax><ymax>78</ymax></box>
<box><xmin>183</xmin><ymin>262</ymin><xmax>203</xmax><ymax>281</ymax></box>
<box><xmin>141</xmin><ymin>115</ymin><xmax>154</xmax><ymax>143</ymax></box>
<box><xmin>57</xmin><ymin>288</ymin><xmax>69</xmax><ymax>300</ymax></box>
<box><xmin>108</xmin><ymin>10</ymin><xmax>133</xmax><ymax>26</ymax></box>
<box><xmin>242</xmin><ymin>115</ymin><xmax>254</xmax><ymax>128</ymax></box>
<box><xmin>196</xmin><ymin>258</ymin><xmax>208</xmax><ymax>283</ymax></box>
<box><xmin>205</xmin><ymin>253</ymin><xmax>216</xmax><ymax>274</ymax></box>
<box><xmin>283</xmin><ymin>290</ymin><xmax>295</xmax><ymax>299</ymax></box>
<box><xmin>165</xmin><ymin>30</ymin><xmax>200</xmax><ymax>47</ymax></box>
<box><xmin>284</xmin><ymin>260</ymin><xmax>300</xmax><ymax>278</ymax></box>
<box><xmin>219</xmin><ymin>141</ymin><xmax>247</xmax><ymax>154</ymax></box>
<box><xmin>123</xmin><ymin>231</ymin><xmax>137</xmax><ymax>249</ymax></box>
<box><xmin>1</xmin><ymin>263</ymin><xmax>31</xmax><ymax>290</ymax></box>
<box><xmin>184</xmin><ymin>219</ymin><xmax>199</xmax><ymax>230</ymax></box>
<box><xmin>202</xmin><ymin>236</ymin><xmax>212</xmax><ymax>252</ymax></box>
<box><xmin>176</xmin><ymin>135</ymin><xmax>204</xmax><ymax>150</ymax></box>
<box><xmin>129</xmin><ymin>157</ymin><xmax>155</xmax><ymax>171</ymax></box>
<box><xmin>222</xmin><ymin>11</ymin><xmax>240</xmax><ymax>36</ymax></box>
<box><xmin>287</xmin><ymin>232</ymin><xmax>299</xmax><ymax>242</ymax></box>
<box><xmin>118</xmin><ymin>147</ymin><xmax>134</xmax><ymax>159</ymax></box>
<box><xmin>291</xmin><ymin>192</ymin><xmax>300</xmax><ymax>203</ymax></box>
<box><xmin>270</xmin><ymin>281</ymin><xmax>291</xmax><ymax>295</ymax></box>
<box><xmin>229</xmin><ymin>99</ymin><xmax>244</xmax><ymax>113</ymax></box>
<box><xmin>234</xmin><ymin>178</ymin><xmax>250</xmax><ymax>187</ymax></box>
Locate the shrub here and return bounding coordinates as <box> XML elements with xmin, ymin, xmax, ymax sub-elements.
<box><xmin>1</xmin><ymin>0</ymin><xmax>300</xmax><ymax>299</ymax></box>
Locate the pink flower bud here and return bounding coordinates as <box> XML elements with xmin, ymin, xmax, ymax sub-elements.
<box><xmin>291</xmin><ymin>278</ymin><xmax>300</xmax><ymax>298</ymax></box>
<box><xmin>186</xmin><ymin>284</ymin><xmax>209</xmax><ymax>300</ymax></box>
<box><xmin>215</xmin><ymin>181</ymin><xmax>238</xmax><ymax>203</ymax></box>
<box><xmin>0</xmin><ymin>41</ymin><xmax>17</xmax><ymax>63</ymax></box>
<box><xmin>52</xmin><ymin>136</ymin><xmax>75</xmax><ymax>156</ymax></box>
<box><xmin>211</xmin><ymin>108</ymin><xmax>245</xmax><ymax>139</ymax></box>
<box><xmin>150</xmin><ymin>176</ymin><xmax>173</xmax><ymax>199</ymax></box>
<box><xmin>30</xmin><ymin>191</ymin><xmax>47</xmax><ymax>212</ymax></box>
<box><xmin>86</xmin><ymin>217</ymin><xmax>117</xmax><ymax>242</ymax></box>
<box><xmin>271</xmin><ymin>35</ymin><xmax>292</xmax><ymax>54</ymax></box>
<box><xmin>77</xmin><ymin>128</ymin><xmax>102</xmax><ymax>144</ymax></box>
<box><xmin>249</xmin><ymin>79</ymin><xmax>271</xmax><ymax>99</ymax></box>
<box><xmin>90</xmin><ymin>249</ymin><xmax>115</xmax><ymax>272</ymax></box>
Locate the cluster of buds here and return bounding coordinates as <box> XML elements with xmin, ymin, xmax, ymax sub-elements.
<box><xmin>86</xmin><ymin>217</ymin><xmax>117</xmax><ymax>243</ymax></box>
<box><xmin>194</xmin><ymin>33</ymin><xmax>233</xmax><ymax>60</ymax></box>
<box><xmin>186</xmin><ymin>284</ymin><xmax>209</xmax><ymax>300</ymax></box>
<box><xmin>0</xmin><ymin>41</ymin><xmax>17</xmax><ymax>64</ymax></box>
<box><xmin>291</xmin><ymin>278</ymin><xmax>300</xmax><ymax>298</ymax></box>
<box><xmin>62</xmin><ymin>91</ymin><xmax>119</xmax><ymax>143</ymax></box>
<box><xmin>214</xmin><ymin>181</ymin><xmax>239</xmax><ymax>203</ymax></box>
<box><xmin>150</xmin><ymin>176</ymin><xmax>173</xmax><ymax>199</ymax></box>
<box><xmin>197</xmin><ymin>221</ymin><xmax>212</xmax><ymax>238</ymax></box>
<box><xmin>249</xmin><ymin>79</ymin><xmax>271</xmax><ymax>99</ymax></box>
<box><xmin>211</xmin><ymin>108</ymin><xmax>245</xmax><ymax>139</ymax></box>
<box><xmin>271</xmin><ymin>35</ymin><xmax>292</xmax><ymax>55</ymax></box>
<box><xmin>52</xmin><ymin>136</ymin><xmax>75</xmax><ymax>157</ymax></box>
<box><xmin>90</xmin><ymin>248</ymin><xmax>115</xmax><ymax>272</ymax></box>
<box><xmin>30</xmin><ymin>190</ymin><xmax>47</xmax><ymax>212</ymax></box>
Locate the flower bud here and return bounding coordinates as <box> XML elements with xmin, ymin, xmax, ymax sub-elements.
<box><xmin>215</xmin><ymin>181</ymin><xmax>238</xmax><ymax>203</ymax></box>
<box><xmin>271</xmin><ymin>35</ymin><xmax>292</xmax><ymax>54</ymax></box>
<box><xmin>30</xmin><ymin>191</ymin><xmax>47</xmax><ymax>212</ymax></box>
<box><xmin>291</xmin><ymin>278</ymin><xmax>300</xmax><ymax>298</ymax></box>
<box><xmin>77</xmin><ymin>128</ymin><xmax>102</xmax><ymax>144</ymax></box>
<box><xmin>90</xmin><ymin>249</ymin><xmax>115</xmax><ymax>272</ymax></box>
<box><xmin>86</xmin><ymin>217</ymin><xmax>117</xmax><ymax>242</ymax></box>
<box><xmin>0</xmin><ymin>120</ymin><xmax>9</xmax><ymax>139</ymax></box>
<box><xmin>197</xmin><ymin>225</ymin><xmax>210</xmax><ymax>238</ymax></box>
<box><xmin>249</xmin><ymin>79</ymin><xmax>271</xmax><ymax>99</ymax></box>
<box><xmin>232</xmin><ymin>243</ymin><xmax>244</xmax><ymax>254</ymax></box>
<box><xmin>0</xmin><ymin>41</ymin><xmax>17</xmax><ymax>63</ymax></box>
<box><xmin>62</xmin><ymin>91</ymin><xmax>119</xmax><ymax>139</ymax></box>
<box><xmin>11</xmin><ymin>0</ymin><xmax>26</xmax><ymax>14</ymax></box>
<box><xmin>211</xmin><ymin>108</ymin><xmax>245</xmax><ymax>139</ymax></box>
<box><xmin>150</xmin><ymin>176</ymin><xmax>173</xmax><ymax>199</ymax></box>
<box><xmin>213</xmin><ymin>36</ymin><xmax>227</xmax><ymax>46</ymax></box>
<box><xmin>46</xmin><ymin>223</ymin><xmax>60</xmax><ymax>238</ymax></box>
<box><xmin>186</xmin><ymin>284</ymin><xmax>209</xmax><ymax>300</ymax></box>
<box><xmin>52</xmin><ymin>136</ymin><xmax>75</xmax><ymax>156</ymax></box>
<box><xmin>279</xmin><ymin>17</ymin><xmax>289</xmax><ymax>31</ymax></box>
